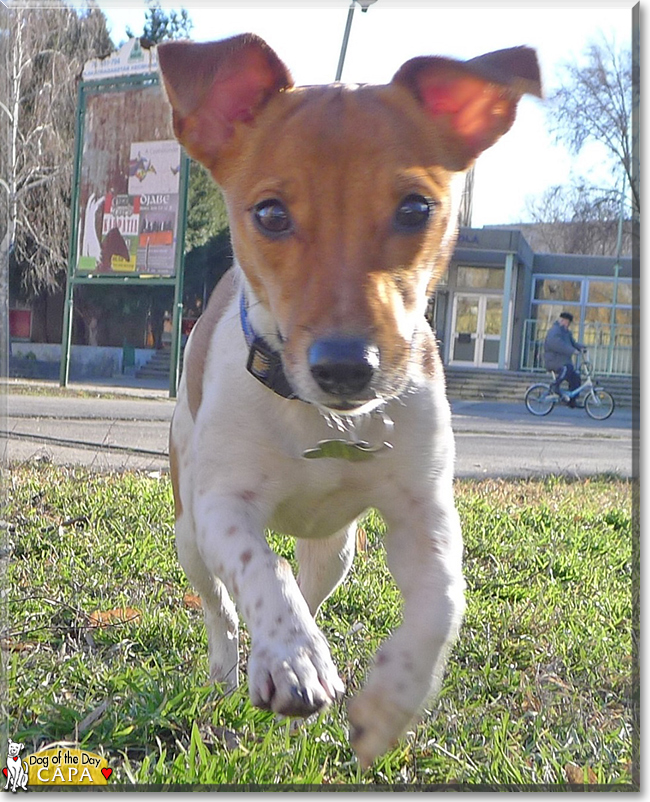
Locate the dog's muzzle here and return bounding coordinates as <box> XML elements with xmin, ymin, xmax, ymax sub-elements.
<box><xmin>308</xmin><ymin>337</ymin><xmax>379</xmax><ymax>405</ymax></box>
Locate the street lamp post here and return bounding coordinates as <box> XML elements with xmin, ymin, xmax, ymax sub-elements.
<box><xmin>607</xmin><ymin>180</ymin><xmax>626</xmax><ymax>374</ymax></box>
<box><xmin>335</xmin><ymin>0</ymin><xmax>378</xmax><ymax>81</ymax></box>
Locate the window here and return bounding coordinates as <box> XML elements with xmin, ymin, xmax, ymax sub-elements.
<box><xmin>588</xmin><ymin>280</ymin><xmax>632</xmax><ymax>305</ymax></box>
<box><xmin>584</xmin><ymin>306</ymin><xmax>633</xmax><ymax>327</ymax></box>
<box><xmin>457</xmin><ymin>266</ymin><xmax>503</xmax><ymax>290</ymax></box>
<box><xmin>584</xmin><ymin>278</ymin><xmax>634</xmax><ymax>347</ymax></box>
<box><xmin>534</xmin><ymin>278</ymin><xmax>581</xmax><ymax>302</ymax></box>
<box><xmin>527</xmin><ymin>275</ymin><xmax>636</xmax><ymax>374</ymax></box>
<box><xmin>530</xmin><ymin>276</ymin><xmax>635</xmax><ymax>349</ymax></box>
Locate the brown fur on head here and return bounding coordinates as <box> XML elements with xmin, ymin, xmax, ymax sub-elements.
<box><xmin>158</xmin><ymin>35</ymin><xmax>540</xmax><ymax>408</ymax></box>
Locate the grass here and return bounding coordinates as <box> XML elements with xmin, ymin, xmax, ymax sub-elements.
<box><xmin>2</xmin><ymin>466</ymin><xmax>637</xmax><ymax>788</ymax></box>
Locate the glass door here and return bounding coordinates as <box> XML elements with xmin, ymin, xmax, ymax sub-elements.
<box><xmin>480</xmin><ymin>296</ymin><xmax>502</xmax><ymax>366</ymax></box>
<box><xmin>451</xmin><ymin>294</ymin><xmax>502</xmax><ymax>367</ymax></box>
<box><xmin>451</xmin><ymin>295</ymin><xmax>479</xmax><ymax>363</ymax></box>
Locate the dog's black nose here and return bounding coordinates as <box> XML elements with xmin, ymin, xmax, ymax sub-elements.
<box><xmin>308</xmin><ymin>337</ymin><xmax>379</xmax><ymax>398</ymax></box>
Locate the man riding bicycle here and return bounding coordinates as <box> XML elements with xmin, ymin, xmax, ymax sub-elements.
<box><xmin>543</xmin><ymin>312</ymin><xmax>586</xmax><ymax>408</ymax></box>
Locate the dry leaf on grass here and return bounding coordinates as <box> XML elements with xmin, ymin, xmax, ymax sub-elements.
<box><xmin>182</xmin><ymin>592</ymin><xmax>202</xmax><ymax>610</ymax></box>
<box><xmin>0</xmin><ymin>638</ymin><xmax>36</xmax><ymax>652</ymax></box>
<box><xmin>356</xmin><ymin>527</ymin><xmax>367</xmax><ymax>552</ymax></box>
<box><xmin>88</xmin><ymin>607</ymin><xmax>141</xmax><ymax>627</ymax></box>
<box><xmin>565</xmin><ymin>762</ymin><xmax>598</xmax><ymax>784</ymax></box>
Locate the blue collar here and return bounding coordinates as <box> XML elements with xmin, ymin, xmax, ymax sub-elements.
<box><xmin>239</xmin><ymin>294</ymin><xmax>299</xmax><ymax>401</ymax></box>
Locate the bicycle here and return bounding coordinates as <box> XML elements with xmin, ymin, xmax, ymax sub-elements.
<box><xmin>524</xmin><ymin>351</ymin><xmax>615</xmax><ymax>420</ymax></box>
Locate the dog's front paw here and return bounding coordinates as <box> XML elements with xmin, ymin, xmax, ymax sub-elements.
<box><xmin>248</xmin><ymin>628</ymin><xmax>344</xmax><ymax>717</ymax></box>
<box><xmin>347</xmin><ymin>689</ymin><xmax>414</xmax><ymax>770</ymax></box>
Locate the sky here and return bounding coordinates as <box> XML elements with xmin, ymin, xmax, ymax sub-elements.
<box><xmin>96</xmin><ymin>0</ymin><xmax>635</xmax><ymax>228</ymax></box>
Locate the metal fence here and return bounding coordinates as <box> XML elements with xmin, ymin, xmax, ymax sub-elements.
<box><xmin>520</xmin><ymin>319</ymin><xmax>634</xmax><ymax>375</ymax></box>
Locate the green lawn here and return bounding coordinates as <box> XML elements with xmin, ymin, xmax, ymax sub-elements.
<box><xmin>3</xmin><ymin>466</ymin><xmax>637</xmax><ymax>788</ymax></box>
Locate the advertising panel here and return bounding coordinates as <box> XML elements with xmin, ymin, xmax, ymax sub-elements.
<box><xmin>75</xmin><ymin>85</ymin><xmax>181</xmax><ymax>277</ymax></box>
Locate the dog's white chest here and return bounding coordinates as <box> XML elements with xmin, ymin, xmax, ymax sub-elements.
<box><xmin>269</xmin><ymin>473</ymin><xmax>373</xmax><ymax>540</ymax></box>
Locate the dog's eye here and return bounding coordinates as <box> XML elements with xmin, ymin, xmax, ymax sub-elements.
<box><xmin>394</xmin><ymin>194</ymin><xmax>433</xmax><ymax>232</ymax></box>
<box><xmin>253</xmin><ymin>199</ymin><xmax>292</xmax><ymax>236</ymax></box>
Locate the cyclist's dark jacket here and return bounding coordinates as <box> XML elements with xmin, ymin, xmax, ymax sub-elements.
<box><xmin>543</xmin><ymin>321</ymin><xmax>584</xmax><ymax>371</ymax></box>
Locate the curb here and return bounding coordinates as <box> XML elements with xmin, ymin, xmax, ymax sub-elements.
<box><xmin>2</xmin><ymin>378</ymin><xmax>171</xmax><ymax>401</ymax></box>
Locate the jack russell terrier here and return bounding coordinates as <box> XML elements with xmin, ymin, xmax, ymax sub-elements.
<box><xmin>159</xmin><ymin>34</ymin><xmax>541</xmax><ymax>769</ymax></box>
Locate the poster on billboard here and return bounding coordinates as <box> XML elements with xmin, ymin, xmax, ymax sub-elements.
<box><xmin>75</xmin><ymin>84</ymin><xmax>181</xmax><ymax>278</ymax></box>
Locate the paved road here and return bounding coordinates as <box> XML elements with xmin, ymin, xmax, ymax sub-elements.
<box><xmin>451</xmin><ymin>400</ymin><xmax>634</xmax><ymax>478</ymax></box>
<box><xmin>1</xmin><ymin>391</ymin><xmax>635</xmax><ymax>478</ymax></box>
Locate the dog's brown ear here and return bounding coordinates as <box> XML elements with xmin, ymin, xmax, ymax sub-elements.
<box><xmin>158</xmin><ymin>34</ymin><xmax>293</xmax><ymax>166</ymax></box>
<box><xmin>393</xmin><ymin>46</ymin><xmax>542</xmax><ymax>169</ymax></box>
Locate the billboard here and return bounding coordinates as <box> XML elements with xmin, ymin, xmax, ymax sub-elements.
<box><xmin>62</xmin><ymin>39</ymin><xmax>189</xmax><ymax>396</ymax></box>
<box><xmin>75</xmin><ymin>84</ymin><xmax>181</xmax><ymax>278</ymax></box>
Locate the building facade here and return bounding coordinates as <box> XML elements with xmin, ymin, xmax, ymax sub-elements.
<box><xmin>429</xmin><ymin>227</ymin><xmax>636</xmax><ymax>376</ymax></box>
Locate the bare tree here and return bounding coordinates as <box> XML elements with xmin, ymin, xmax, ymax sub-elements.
<box><xmin>524</xmin><ymin>182</ymin><xmax>632</xmax><ymax>256</ymax></box>
<box><xmin>519</xmin><ymin>35</ymin><xmax>636</xmax><ymax>258</ymax></box>
<box><xmin>1</xmin><ymin>3</ymin><xmax>112</xmax><ymax>299</ymax></box>
<box><xmin>548</xmin><ymin>35</ymin><xmax>637</xmax><ymax>218</ymax></box>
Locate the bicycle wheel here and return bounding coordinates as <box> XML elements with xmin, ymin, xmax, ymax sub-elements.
<box><xmin>584</xmin><ymin>389</ymin><xmax>615</xmax><ymax>420</ymax></box>
<box><xmin>525</xmin><ymin>384</ymin><xmax>555</xmax><ymax>416</ymax></box>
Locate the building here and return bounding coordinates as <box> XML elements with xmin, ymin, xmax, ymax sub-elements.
<box><xmin>429</xmin><ymin>227</ymin><xmax>635</xmax><ymax>376</ymax></box>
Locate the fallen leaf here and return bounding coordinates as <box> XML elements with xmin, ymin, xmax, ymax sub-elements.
<box><xmin>89</xmin><ymin>607</ymin><xmax>141</xmax><ymax>628</ymax></box>
<box><xmin>183</xmin><ymin>592</ymin><xmax>202</xmax><ymax>610</ymax></box>
<box><xmin>565</xmin><ymin>762</ymin><xmax>597</xmax><ymax>784</ymax></box>
<box><xmin>356</xmin><ymin>527</ymin><xmax>367</xmax><ymax>552</ymax></box>
<box><xmin>565</xmin><ymin>763</ymin><xmax>582</xmax><ymax>783</ymax></box>
<box><xmin>0</xmin><ymin>638</ymin><xmax>35</xmax><ymax>652</ymax></box>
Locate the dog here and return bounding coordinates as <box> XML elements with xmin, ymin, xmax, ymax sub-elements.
<box><xmin>159</xmin><ymin>34</ymin><xmax>540</xmax><ymax>769</ymax></box>
<box><xmin>4</xmin><ymin>739</ymin><xmax>28</xmax><ymax>793</ymax></box>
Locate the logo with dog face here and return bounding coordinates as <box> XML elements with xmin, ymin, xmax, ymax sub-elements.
<box><xmin>3</xmin><ymin>739</ymin><xmax>113</xmax><ymax>789</ymax></box>
<box><xmin>3</xmin><ymin>739</ymin><xmax>28</xmax><ymax>793</ymax></box>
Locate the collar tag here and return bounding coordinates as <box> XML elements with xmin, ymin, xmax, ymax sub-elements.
<box><xmin>302</xmin><ymin>439</ymin><xmax>392</xmax><ymax>461</ymax></box>
<box><xmin>302</xmin><ymin>409</ymin><xmax>394</xmax><ymax>461</ymax></box>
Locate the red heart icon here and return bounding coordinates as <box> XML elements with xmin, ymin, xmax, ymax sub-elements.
<box><xmin>11</xmin><ymin>757</ymin><xmax>18</xmax><ymax>762</ymax></box>
<box><xmin>2</xmin><ymin>768</ymin><xmax>7</xmax><ymax>777</ymax></box>
<box><xmin>101</xmin><ymin>768</ymin><xmax>112</xmax><ymax>780</ymax></box>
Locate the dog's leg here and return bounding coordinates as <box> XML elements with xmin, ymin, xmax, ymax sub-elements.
<box><xmin>295</xmin><ymin>523</ymin><xmax>356</xmax><ymax>616</ymax></box>
<box><xmin>347</xmin><ymin>490</ymin><xmax>465</xmax><ymax>769</ymax></box>
<box><xmin>176</xmin><ymin>514</ymin><xmax>240</xmax><ymax>690</ymax></box>
<box><xmin>194</xmin><ymin>495</ymin><xmax>345</xmax><ymax>717</ymax></box>
<box><xmin>203</xmin><ymin>579</ymin><xmax>239</xmax><ymax>690</ymax></box>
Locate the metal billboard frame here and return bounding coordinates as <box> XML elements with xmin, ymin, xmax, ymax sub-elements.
<box><xmin>60</xmin><ymin>64</ymin><xmax>189</xmax><ymax>398</ymax></box>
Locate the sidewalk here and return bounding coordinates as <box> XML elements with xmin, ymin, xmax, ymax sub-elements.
<box><xmin>3</xmin><ymin>376</ymin><xmax>171</xmax><ymax>401</ymax></box>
